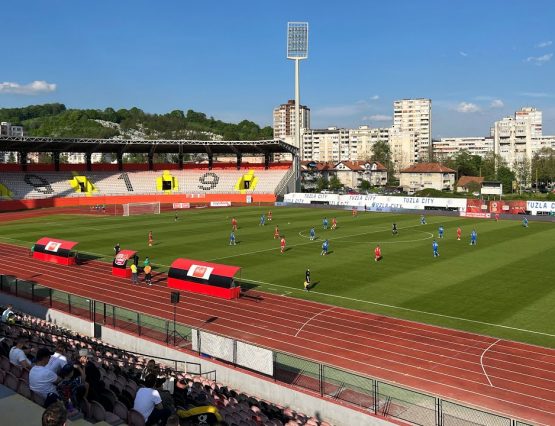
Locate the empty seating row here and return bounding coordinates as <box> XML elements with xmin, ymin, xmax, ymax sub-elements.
<box><xmin>0</xmin><ymin>169</ymin><xmax>290</xmax><ymax>199</ymax></box>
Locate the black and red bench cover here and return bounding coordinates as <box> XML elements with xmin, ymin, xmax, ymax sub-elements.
<box><xmin>168</xmin><ymin>258</ymin><xmax>241</xmax><ymax>299</ymax></box>
<box><xmin>112</xmin><ymin>249</ymin><xmax>137</xmax><ymax>278</ymax></box>
<box><xmin>33</xmin><ymin>237</ymin><xmax>79</xmax><ymax>265</ymax></box>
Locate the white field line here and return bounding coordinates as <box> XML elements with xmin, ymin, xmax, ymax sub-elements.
<box><xmin>295</xmin><ymin>307</ymin><xmax>336</xmax><ymax>337</ymax></box>
<box><xmin>482</xmin><ymin>339</ymin><xmax>501</xmax><ymax>387</ymax></box>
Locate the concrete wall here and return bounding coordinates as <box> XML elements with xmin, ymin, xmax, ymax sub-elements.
<box><xmin>0</xmin><ymin>293</ymin><xmax>397</xmax><ymax>426</ymax></box>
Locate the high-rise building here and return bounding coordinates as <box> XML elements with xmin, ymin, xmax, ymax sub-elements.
<box><xmin>1</xmin><ymin>122</ymin><xmax>25</xmax><ymax>163</ymax></box>
<box><xmin>301</xmin><ymin>127</ymin><xmax>350</xmax><ymax>162</ymax></box>
<box><xmin>433</xmin><ymin>137</ymin><xmax>494</xmax><ymax>159</ymax></box>
<box><xmin>493</xmin><ymin>107</ymin><xmax>541</xmax><ymax>167</ymax></box>
<box><xmin>389</xmin><ymin>127</ymin><xmax>416</xmax><ymax>173</ymax></box>
<box><xmin>272</xmin><ymin>99</ymin><xmax>310</xmax><ymax>147</ymax></box>
<box><xmin>348</xmin><ymin>125</ymin><xmax>390</xmax><ymax>161</ymax></box>
<box><xmin>393</xmin><ymin>98</ymin><xmax>432</xmax><ymax>161</ymax></box>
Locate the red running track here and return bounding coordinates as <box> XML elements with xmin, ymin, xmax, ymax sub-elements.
<box><xmin>1</xmin><ymin>242</ymin><xmax>554</xmax><ymax>425</ymax></box>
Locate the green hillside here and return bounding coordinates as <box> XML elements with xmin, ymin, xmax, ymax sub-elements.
<box><xmin>0</xmin><ymin>103</ymin><xmax>273</xmax><ymax>141</ymax></box>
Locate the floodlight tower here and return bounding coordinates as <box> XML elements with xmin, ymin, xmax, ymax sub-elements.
<box><xmin>287</xmin><ymin>22</ymin><xmax>308</xmax><ymax>151</ymax></box>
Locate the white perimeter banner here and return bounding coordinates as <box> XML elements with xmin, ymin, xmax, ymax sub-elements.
<box><xmin>172</xmin><ymin>203</ymin><xmax>191</xmax><ymax>209</ymax></box>
<box><xmin>210</xmin><ymin>201</ymin><xmax>232</xmax><ymax>207</ymax></box>
<box><xmin>527</xmin><ymin>200</ymin><xmax>555</xmax><ymax>214</ymax></box>
<box><xmin>187</xmin><ymin>265</ymin><xmax>214</xmax><ymax>280</ymax></box>
<box><xmin>284</xmin><ymin>193</ymin><xmax>467</xmax><ymax>210</ymax></box>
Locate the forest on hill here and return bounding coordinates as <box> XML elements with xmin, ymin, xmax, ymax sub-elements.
<box><xmin>0</xmin><ymin>103</ymin><xmax>273</xmax><ymax>141</ymax></box>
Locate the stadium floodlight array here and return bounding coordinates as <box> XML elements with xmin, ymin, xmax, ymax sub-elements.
<box><xmin>122</xmin><ymin>202</ymin><xmax>161</xmax><ymax>216</ymax></box>
<box><xmin>287</xmin><ymin>22</ymin><xmax>308</xmax><ymax>153</ymax></box>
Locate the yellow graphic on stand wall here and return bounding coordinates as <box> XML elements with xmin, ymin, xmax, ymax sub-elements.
<box><xmin>0</xmin><ymin>183</ymin><xmax>13</xmax><ymax>199</ymax></box>
<box><xmin>234</xmin><ymin>170</ymin><xmax>258</xmax><ymax>194</ymax></box>
<box><xmin>156</xmin><ymin>170</ymin><xmax>179</xmax><ymax>193</ymax></box>
<box><xmin>68</xmin><ymin>173</ymin><xmax>97</xmax><ymax>196</ymax></box>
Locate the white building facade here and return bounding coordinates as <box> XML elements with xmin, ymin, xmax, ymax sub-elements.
<box><xmin>393</xmin><ymin>98</ymin><xmax>432</xmax><ymax>162</ymax></box>
<box><xmin>0</xmin><ymin>122</ymin><xmax>25</xmax><ymax>163</ymax></box>
<box><xmin>433</xmin><ymin>137</ymin><xmax>494</xmax><ymax>159</ymax></box>
<box><xmin>272</xmin><ymin>99</ymin><xmax>310</xmax><ymax>147</ymax></box>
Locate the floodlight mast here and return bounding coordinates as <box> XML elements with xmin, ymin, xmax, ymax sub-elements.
<box><xmin>287</xmin><ymin>22</ymin><xmax>308</xmax><ymax>153</ymax></box>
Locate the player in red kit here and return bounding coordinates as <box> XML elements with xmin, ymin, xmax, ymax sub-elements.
<box><xmin>274</xmin><ymin>225</ymin><xmax>280</xmax><ymax>239</ymax></box>
<box><xmin>495</xmin><ymin>213</ymin><xmax>500</xmax><ymax>222</ymax></box>
<box><xmin>374</xmin><ymin>245</ymin><xmax>382</xmax><ymax>262</ymax></box>
<box><xmin>268</xmin><ymin>211</ymin><xmax>272</xmax><ymax>221</ymax></box>
<box><xmin>352</xmin><ymin>207</ymin><xmax>357</xmax><ymax>217</ymax></box>
<box><xmin>331</xmin><ymin>217</ymin><xmax>337</xmax><ymax>230</ymax></box>
<box><xmin>280</xmin><ymin>236</ymin><xmax>286</xmax><ymax>253</ymax></box>
<box><xmin>148</xmin><ymin>231</ymin><xmax>153</xmax><ymax>247</ymax></box>
<box><xmin>231</xmin><ymin>217</ymin><xmax>238</xmax><ymax>231</ymax></box>
<box><xmin>456</xmin><ymin>227</ymin><xmax>462</xmax><ymax>241</ymax></box>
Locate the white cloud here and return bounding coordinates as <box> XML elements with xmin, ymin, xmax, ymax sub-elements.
<box><xmin>370</xmin><ymin>95</ymin><xmax>380</xmax><ymax>100</ymax></box>
<box><xmin>456</xmin><ymin>102</ymin><xmax>480</xmax><ymax>113</ymax></box>
<box><xmin>363</xmin><ymin>114</ymin><xmax>392</xmax><ymax>122</ymax></box>
<box><xmin>490</xmin><ymin>99</ymin><xmax>504</xmax><ymax>108</ymax></box>
<box><xmin>0</xmin><ymin>80</ymin><xmax>57</xmax><ymax>95</ymax></box>
<box><xmin>536</xmin><ymin>41</ymin><xmax>553</xmax><ymax>48</ymax></box>
<box><xmin>459</xmin><ymin>51</ymin><xmax>468</xmax><ymax>57</ymax></box>
<box><xmin>525</xmin><ymin>53</ymin><xmax>553</xmax><ymax>65</ymax></box>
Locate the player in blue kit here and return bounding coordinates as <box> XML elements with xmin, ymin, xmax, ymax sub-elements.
<box><xmin>522</xmin><ymin>217</ymin><xmax>529</xmax><ymax>228</ymax></box>
<box><xmin>470</xmin><ymin>229</ymin><xmax>477</xmax><ymax>246</ymax></box>
<box><xmin>438</xmin><ymin>225</ymin><xmax>444</xmax><ymax>239</ymax></box>
<box><xmin>229</xmin><ymin>231</ymin><xmax>236</xmax><ymax>245</ymax></box>
<box><xmin>421</xmin><ymin>214</ymin><xmax>427</xmax><ymax>225</ymax></box>
<box><xmin>259</xmin><ymin>214</ymin><xmax>266</xmax><ymax>226</ymax></box>
<box><xmin>309</xmin><ymin>227</ymin><xmax>316</xmax><ymax>241</ymax></box>
<box><xmin>323</xmin><ymin>217</ymin><xmax>329</xmax><ymax>230</ymax></box>
<box><xmin>321</xmin><ymin>239</ymin><xmax>329</xmax><ymax>256</ymax></box>
<box><xmin>432</xmin><ymin>240</ymin><xmax>439</xmax><ymax>257</ymax></box>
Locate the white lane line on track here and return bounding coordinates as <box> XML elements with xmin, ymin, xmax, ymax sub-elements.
<box><xmin>295</xmin><ymin>307</ymin><xmax>336</xmax><ymax>337</ymax></box>
<box><xmin>482</xmin><ymin>339</ymin><xmax>501</xmax><ymax>387</ymax></box>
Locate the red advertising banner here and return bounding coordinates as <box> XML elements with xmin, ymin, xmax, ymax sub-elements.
<box><xmin>466</xmin><ymin>199</ymin><xmax>485</xmax><ymax>213</ymax></box>
<box><xmin>460</xmin><ymin>212</ymin><xmax>491</xmax><ymax>219</ymax></box>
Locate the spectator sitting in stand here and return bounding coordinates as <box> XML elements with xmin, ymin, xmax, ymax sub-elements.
<box><xmin>30</xmin><ymin>347</ymin><xmax>61</xmax><ymax>407</ymax></box>
<box><xmin>1</xmin><ymin>304</ymin><xmax>14</xmax><ymax>323</ymax></box>
<box><xmin>140</xmin><ymin>359</ymin><xmax>160</xmax><ymax>382</ymax></box>
<box><xmin>57</xmin><ymin>363</ymin><xmax>88</xmax><ymax>412</ymax></box>
<box><xmin>9</xmin><ymin>337</ymin><xmax>32</xmax><ymax>369</ymax></box>
<box><xmin>42</xmin><ymin>400</ymin><xmax>67</xmax><ymax>426</ymax></box>
<box><xmin>133</xmin><ymin>373</ymin><xmax>171</xmax><ymax>426</ymax></box>
<box><xmin>47</xmin><ymin>342</ymin><xmax>69</xmax><ymax>375</ymax></box>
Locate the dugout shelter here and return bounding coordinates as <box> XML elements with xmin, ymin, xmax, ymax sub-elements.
<box><xmin>112</xmin><ymin>249</ymin><xmax>138</xmax><ymax>278</ymax></box>
<box><xmin>168</xmin><ymin>258</ymin><xmax>241</xmax><ymax>300</ymax></box>
<box><xmin>33</xmin><ymin>237</ymin><xmax>79</xmax><ymax>265</ymax></box>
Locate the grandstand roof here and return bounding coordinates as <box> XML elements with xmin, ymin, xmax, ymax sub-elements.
<box><xmin>0</xmin><ymin>136</ymin><xmax>298</xmax><ymax>156</ymax></box>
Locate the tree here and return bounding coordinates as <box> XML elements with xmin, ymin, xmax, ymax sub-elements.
<box><xmin>496</xmin><ymin>166</ymin><xmax>516</xmax><ymax>194</ymax></box>
<box><xmin>531</xmin><ymin>148</ymin><xmax>555</xmax><ymax>186</ymax></box>
<box><xmin>481</xmin><ymin>152</ymin><xmax>503</xmax><ymax>180</ymax></box>
<box><xmin>513</xmin><ymin>158</ymin><xmax>531</xmax><ymax>192</ymax></box>
<box><xmin>316</xmin><ymin>177</ymin><xmax>329</xmax><ymax>192</ymax></box>
<box><xmin>371</xmin><ymin>140</ymin><xmax>391</xmax><ymax>165</ymax></box>
<box><xmin>448</xmin><ymin>150</ymin><xmax>481</xmax><ymax>177</ymax></box>
<box><xmin>329</xmin><ymin>175</ymin><xmax>343</xmax><ymax>191</ymax></box>
<box><xmin>359</xmin><ymin>180</ymin><xmax>371</xmax><ymax>192</ymax></box>
<box><xmin>465</xmin><ymin>181</ymin><xmax>481</xmax><ymax>194</ymax></box>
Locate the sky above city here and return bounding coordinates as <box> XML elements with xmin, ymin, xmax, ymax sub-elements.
<box><xmin>1</xmin><ymin>0</ymin><xmax>554</xmax><ymax>137</ymax></box>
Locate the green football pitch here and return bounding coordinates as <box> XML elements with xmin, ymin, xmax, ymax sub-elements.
<box><xmin>1</xmin><ymin>206</ymin><xmax>555</xmax><ymax>348</ymax></box>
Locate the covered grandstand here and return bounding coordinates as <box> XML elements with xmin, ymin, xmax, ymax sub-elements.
<box><xmin>0</xmin><ymin>136</ymin><xmax>300</xmax><ymax>210</ymax></box>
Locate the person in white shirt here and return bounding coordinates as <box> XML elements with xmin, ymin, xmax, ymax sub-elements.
<box><xmin>133</xmin><ymin>374</ymin><xmax>171</xmax><ymax>425</ymax></box>
<box><xmin>9</xmin><ymin>337</ymin><xmax>32</xmax><ymax>369</ymax></box>
<box><xmin>46</xmin><ymin>342</ymin><xmax>68</xmax><ymax>375</ymax></box>
<box><xmin>30</xmin><ymin>347</ymin><xmax>61</xmax><ymax>405</ymax></box>
<box><xmin>1</xmin><ymin>304</ymin><xmax>14</xmax><ymax>323</ymax></box>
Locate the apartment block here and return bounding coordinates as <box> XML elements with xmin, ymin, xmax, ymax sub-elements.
<box><xmin>272</xmin><ymin>99</ymin><xmax>310</xmax><ymax>147</ymax></box>
<box><xmin>393</xmin><ymin>98</ymin><xmax>431</xmax><ymax>161</ymax></box>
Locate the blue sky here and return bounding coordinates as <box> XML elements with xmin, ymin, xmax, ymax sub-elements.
<box><xmin>1</xmin><ymin>0</ymin><xmax>554</xmax><ymax>137</ymax></box>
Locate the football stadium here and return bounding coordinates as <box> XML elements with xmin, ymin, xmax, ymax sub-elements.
<box><xmin>1</xmin><ymin>135</ymin><xmax>554</xmax><ymax>426</ymax></box>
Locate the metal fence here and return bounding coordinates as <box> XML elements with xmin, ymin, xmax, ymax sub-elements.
<box><xmin>0</xmin><ymin>275</ymin><xmax>537</xmax><ymax>426</ymax></box>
